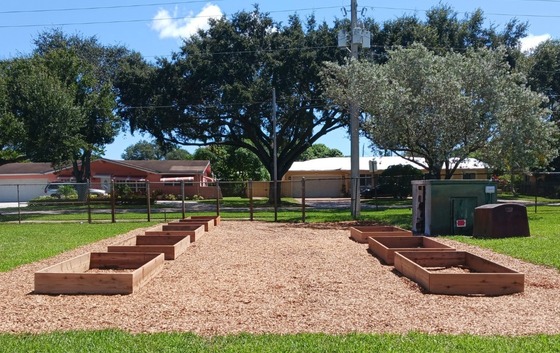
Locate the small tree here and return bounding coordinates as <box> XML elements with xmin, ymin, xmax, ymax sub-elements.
<box><xmin>56</xmin><ymin>185</ymin><xmax>78</xmax><ymax>199</ymax></box>
<box><xmin>121</xmin><ymin>140</ymin><xmax>164</xmax><ymax>160</ymax></box>
<box><xmin>322</xmin><ymin>45</ymin><xmax>558</xmax><ymax>179</ymax></box>
<box><xmin>298</xmin><ymin>143</ymin><xmax>344</xmax><ymax>161</ymax></box>
<box><xmin>379</xmin><ymin>164</ymin><xmax>424</xmax><ymax>199</ymax></box>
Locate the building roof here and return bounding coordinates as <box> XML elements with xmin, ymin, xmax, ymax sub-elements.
<box><xmin>289</xmin><ymin>156</ymin><xmax>488</xmax><ymax>172</ymax></box>
<box><xmin>0</xmin><ymin>162</ymin><xmax>55</xmax><ymax>175</ymax></box>
<box><xmin>0</xmin><ymin>159</ymin><xmax>211</xmax><ymax>176</ymax></box>
<box><xmin>97</xmin><ymin>159</ymin><xmax>211</xmax><ymax>175</ymax></box>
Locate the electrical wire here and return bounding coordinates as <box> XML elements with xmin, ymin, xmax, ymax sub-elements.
<box><xmin>0</xmin><ymin>1</ymin><xmax>219</xmax><ymax>15</ymax></box>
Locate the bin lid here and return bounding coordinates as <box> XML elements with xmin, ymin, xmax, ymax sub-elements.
<box><xmin>475</xmin><ymin>203</ymin><xmax>527</xmax><ymax>210</ymax></box>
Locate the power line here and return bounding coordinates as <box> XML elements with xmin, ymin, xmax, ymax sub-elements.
<box><xmin>0</xmin><ymin>1</ymin><xmax>218</xmax><ymax>15</ymax></box>
<box><xmin>0</xmin><ymin>5</ymin><xmax>342</xmax><ymax>29</ymax></box>
<box><xmin>3</xmin><ymin>2</ymin><xmax>560</xmax><ymax>30</ymax></box>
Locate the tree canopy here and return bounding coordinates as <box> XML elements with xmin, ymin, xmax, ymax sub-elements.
<box><xmin>121</xmin><ymin>140</ymin><xmax>193</xmax><ymax>160</ymax></box>
<box><xmin>121</xmin><ymin>140</ymin><xmax>165</xmax><ymax>160</ymax></box>
<box><xmin>192</xmin><ymin>145</ymin><xmax>267</xmax><ymax>181</ymax></box>
<box><xmin>322</xmin><ymin>44</ymin><xmax>558</xmax><ymax>178</ymax></box>
<box><xmin>297</xmin><ymin>144</ymin><xmax>343</xmax><ymax>161</ymax></box>
<box><xmin>370</xmin><ymin>5</ymin><xmax>527</xmax><ymax>66</ymax></box>
<box><xmin>116</xmin><ymin>8</ymin><xmax>347</xmax><ymax>200</ymax></box>
<box><xmin>1</xmin><ymin>29</ymin><xmax>134</xmax><ymax>181</ymax></box>
<box><xmin>525</xmin><ymin>39</ymin><xmax>560</xmax><ymax>170</ymax></box>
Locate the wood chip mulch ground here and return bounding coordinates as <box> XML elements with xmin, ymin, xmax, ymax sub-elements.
<box><xmin>1</xmin><ymin>221</ymin><xmax>559</xmax><ymax>336</ymax></box>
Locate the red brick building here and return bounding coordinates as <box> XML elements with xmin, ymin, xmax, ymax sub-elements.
<box><xmin>0</xmin><ymin>159</ymin><xmax>216</xmax><ymax>201</ymax></box>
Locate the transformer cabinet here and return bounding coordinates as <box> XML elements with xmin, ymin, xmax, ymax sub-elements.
<box><xmin>412</xmin><ymin>180</ymin><xmax>497</xmax><ymax>236</ymax></box>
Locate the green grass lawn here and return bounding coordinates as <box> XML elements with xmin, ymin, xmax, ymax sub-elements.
<box><xmin>0</xmin><ymin>222</ymin><xmax>152</xmax><ymax>271</ymax></box>
<box><xmin>0</xmin><ymin>203</ymin><xmax>559</xmax><ymax>350</ymax></box>
<box><xmin>446</xmin><ymin>207</ymin><xmax>560</xmax><ymax>269</ymax></box>
<box><xmin>1</xmin><ymin>330</ymin><xmax>559</xmax><ymax>353</ymax></box>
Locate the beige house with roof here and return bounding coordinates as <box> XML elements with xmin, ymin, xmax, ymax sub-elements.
<box><xmin>277</xmin><ymin>156</ymin><xmax>490</xmax><ymax>198</ymax></box>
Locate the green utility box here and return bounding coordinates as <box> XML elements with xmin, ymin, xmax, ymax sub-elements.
<box><xmin>411</xmin><ymin>180</ymin><xmax>497</xmax><ymax>236</ymax></box>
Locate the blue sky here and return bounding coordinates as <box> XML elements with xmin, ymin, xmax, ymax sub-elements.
<box><xmin>2</xmin><ymin>0</ymin><xmax>559</xmax><ymax>159</ymax></box>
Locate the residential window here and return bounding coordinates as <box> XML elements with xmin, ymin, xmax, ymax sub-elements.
<box><xmin>463</xmin><ymin>173</ymin><xmax>476</xmax><ymax>180</ymax></box>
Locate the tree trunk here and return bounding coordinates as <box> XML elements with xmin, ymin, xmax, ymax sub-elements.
<box><xmin>72</xmin><ymin>150</ymin><xmax>93</xmax><ymax>201</ymax></box>
<box><xmin>267</xmin><ymin>181</ymin><xmax>282</xmax><ymax>205</ymax></box>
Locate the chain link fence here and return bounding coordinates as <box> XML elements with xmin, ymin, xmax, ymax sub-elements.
<box><xmin>1</xmin><ymin>173</ymin><xmax>558</xmax><ymax>223</ymax></box>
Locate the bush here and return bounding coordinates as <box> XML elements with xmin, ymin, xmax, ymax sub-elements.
<box><xmin>55</xmin><ymin>185</ymin><xmax>76</xmax><ymax>198</ymax></box>
<box><xmin>379</xmin><ymin>164</ymin><xmax>424</xmax><ymax>199</ymax></box>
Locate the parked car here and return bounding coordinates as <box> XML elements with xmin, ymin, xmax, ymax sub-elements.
<box><xmin>359</xmin><ymin>185</ymin><xmax>388</xmax><ymax>199</ymax></box>
<box><xmin>88</xmin><ymin>188</ymin><xmax>108</xmax><ymax>197</ymax></box>
<box><xmin>44</xmin><ymin>183</ymin><xmax>108</xmax><ymax>198</ymax></box>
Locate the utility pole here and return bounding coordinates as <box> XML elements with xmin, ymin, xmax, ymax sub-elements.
<box><xmin>349</xmin><ymin>0</ymin><xmax>360</xmax><ymax>219</ymax></box>
<box><xmin>272</xmin><ymin>88</ymin><xmax>278</xmax><ymax>221</ymax></box>
<box><xmin>337</xmin><ymin>0</ymin><xmax>369</xmax><ymax>219</ymax></box>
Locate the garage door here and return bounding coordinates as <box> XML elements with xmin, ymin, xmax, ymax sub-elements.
<box><xmin>0</xmin><ymin>179</ymin><xmax>50</xmax><ymax>202</ymax></box>
<box><xmin>289</xmin><ymin>176</ymin><xmax>343</xmax><ymax>198</ymax></box>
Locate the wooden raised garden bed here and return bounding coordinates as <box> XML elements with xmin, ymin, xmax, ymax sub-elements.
<box><xmin>393</xmin><ymin>251</ymin><xmax>524</xmax><ymax>296</ymax></box>
<box><xmin>184</xmin><ymin>215</ymin><xmax>221</xmax><ymax>226</ymax></box>
<box><xmin>145</xmin><ymin>225</ymin><xmax>204</xmax><ymax>241</ymax></box>
<box><xmin>107</xmin><ymin>235</ymin><xmax>191</xmax><ymax>260</ymax></box>
<box><xmin>367</xmin><ymin>236</ymin><xmax>455</xmax><ymax>265</ymax></box>
<box><xmin>350</xmin><ymin>225</ymin><xmax>412</xmax><ymax>243</ymax></box>
<box><xmin>34</xmin><ymin>252</ymin><xmax>164</xmax><ymax>295</ymax></box>
<box><xmin>165</xmin><ymin>219</ymin><xmax>214</xmax><ymax>232</ymax></box>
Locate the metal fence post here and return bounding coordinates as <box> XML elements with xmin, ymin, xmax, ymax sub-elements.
<box><xmin>146</xmin><ymin>181</ymin><xmax>151</xmax><ymax>222</ymax></box>
<box><xmin>181</xmin><ymin>180</ymin><xmax>186</xmax><ymax>219</ymax></box>
<box><xmin>111</xmin><ymin>179</ymin><xmax>116</xmax><ymax>223</ymax></box>
<box><xmin>216</xmin><ymin>180</ymin><xmax>220</xmax><ymax>216</ymax></box>
<box><xmin>87</xmin><ymin>180</ymin><xmax>92</xmax><ymax>224</ymax></box>
<box><xmin>249</xmin><ymin>180</ymin><xmax>254</xmax><ymax>221</ymax></box>
<box><xmin>301</xmin><ymin>177</ymin><xmax>306</xmax><ymax>223</ymax></box>
<box><xmin>17</xmin><ymin>184</ymin><xmax>21</xmax><ymax>224</ymax></box>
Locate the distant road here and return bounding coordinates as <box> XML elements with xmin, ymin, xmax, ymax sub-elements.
<box><xmin>0</xmin><ymin>202</ymin><xmax>27</xmax><ymax>209</ymax></box>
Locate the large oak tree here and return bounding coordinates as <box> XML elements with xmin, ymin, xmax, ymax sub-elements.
<box><xmin>116</xmin><ymin>8</ymin><xmax>347</xmax><ymax>200</ymax></box>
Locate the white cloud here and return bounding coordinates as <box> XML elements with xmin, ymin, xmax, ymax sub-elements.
<box><xmin>519</xmin><ymin>33</ymin><xmax>551</xmax><ymax>53</ymax></box>
<box><xmin>151</xmin><ymin>3</ymin><xmax>223</xmax><ymax>39</ymax></box>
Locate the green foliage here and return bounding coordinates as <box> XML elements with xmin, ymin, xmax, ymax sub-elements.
<box><xmin>56</xmin><ymin>185</ymin><xmax>78</xmax><ymax>199</ymax></box>
<box><xmin>115</xmin><ymin>8</ymin><xmax>346</xmax><ymax>187</ymax></box>
<box><xmin>121</xmin><ymin>140</ymin><xmax>164</xmax><ymax>160</ymax></box>
<box><xmin>298</xmin><ymin>143</ymin><xmax>343</xmax><ymax>161</ymax></box>
<box><xmin>114</xmin><ymin>183</ymin><xmax>133</xmax><ymax>198</ymax></box>
<box><xmin>379</xmin><ymin>165</ymin><xmax>424</xmax><ymax>199</ymax></box>
<box><xmin>2</xmin><ymin>29</ymin><xmax>134</xmax><ymax>181</ymax></box>
<box><xmin>3</xmin><ymin>54</ymin><xmax>86</xmax><ymax>168</ymax></box>
<box><xmin>525</xmin><ymin>39</ymin><xmax>560</xmax><ymax>171</ymax></box>
<box><xmin>193</xmin><ymin>145</ymin><xmax>268</xmax><ymax>181</ymax></box>
<box><xmin>323</xmin><ymin>45</ymin><xmax>558</xmax><ymax>179</ymax></box>
<box><xmin>164</xmin><ymin>148</ymin><xmax>192</xmax><ymax>160</ymax></box>
<box><xmin>372</xmin><ymin>4</ymin><xmax>527</xmax><ymax>65</ymax></box>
